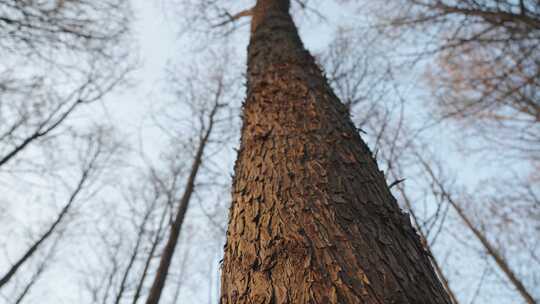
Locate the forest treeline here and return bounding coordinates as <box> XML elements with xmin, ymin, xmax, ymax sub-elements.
<box><xmin>0</xmin><ymin>0</ymin><xmax>538</xmax><ymax>303</ymax></box>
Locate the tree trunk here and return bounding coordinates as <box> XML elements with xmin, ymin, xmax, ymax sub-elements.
<box><xmin>0</xmin><ymin>166</ymin><xmax>89</xmax><ymax>289</ymax></box>
<box><xmin>416</xmin><ymin>155</ymin><xmax>537</xmax><ymax>304</ymax></box>
<box><xmin>220</xmin><ymin>0</ymin><xmax>452</xmax><ymax>303</ymax></box>
<box><xmin>144</xmin><ymin>102</ymin><xmax>219</xmax><ymax>304</ymax></box>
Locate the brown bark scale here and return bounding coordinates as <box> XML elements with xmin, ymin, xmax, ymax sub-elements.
<box><xmin>220</xmin><ymin>0</ymin><xmax>453</xmax><ymax>303</ymax></box>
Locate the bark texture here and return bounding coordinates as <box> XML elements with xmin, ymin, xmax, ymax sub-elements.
<box><xmin>220</xmin><ymin>0</ymin><xmax>452</xmax><ymax>303</ymax></box>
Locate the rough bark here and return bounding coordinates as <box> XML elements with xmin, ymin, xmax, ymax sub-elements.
<box><xmin>220</xmin><ymin>0</ymin><xmax>452</xmax><ymax>303</ymax></box>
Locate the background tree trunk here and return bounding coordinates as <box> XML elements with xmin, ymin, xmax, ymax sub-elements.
<box><xmin>220</xmin><ymin>0</ymin><xmax>452</xmax><ymax>303</ymax></box>
<box><xmin>144</xmin><ymin>101</ymin><xmax>220</xmax><ymax>304</ymax></box>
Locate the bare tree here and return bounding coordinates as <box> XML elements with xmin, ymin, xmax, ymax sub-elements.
<box><xmin>74</xmin><ymin>47</ymin><xmax>241</xmax><ymax>304</ymax></box>
<box><xmin>0</xmin><ymin>126</ymin><xmax>124</xmax><ymax>294</ymax></box>
<box><xmin>318</xmin><ymin>27</ymin><xmax>394</xmax><ymax>113</ymax></box>
<box><xmin>365</xmin><ymin>106</ymin><xmax>539</xmax><ymax>304</ymax></box>
<box><xmin>0</xmin><ymin>0</ymin><xmax>132</xmax><ymax>171</ymax></box>
<box><xmin>368</xmin><ymin>0</ymin><xmax>540</xmax><ymax>163</ymax></box>
<box><xmin>142</xmin><ymin>46</ymin><xmax>242</xmax><ymax>303</ymax></box>
<box><xmin>0</xmin><ymin>0</ymin><xmax>132</xmax><ymax>299</ymax></box>
<box><xmin>11</xmin><ymin>231</ymin><xmax>61</xmax><ymax>304</ymax></box>
<box><xmin>144</xmin><ymin>95</ymin><xmax>223</xmax><ymax>304</ymax></box>
<box><xmin>5</xmin><ymin>0</ymin><xmax>538</xmax><ymax>303</ymax></box>
<box><xmin>412</xmin><ymin>150</ymin><xmax>538</xmax><ymax>304</ymax></box>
